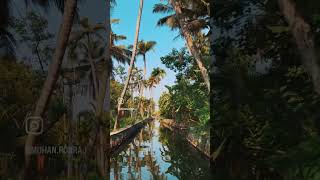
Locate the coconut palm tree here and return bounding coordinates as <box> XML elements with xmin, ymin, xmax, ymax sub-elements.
<box><xmin>115</xmin><ymin>0</ymin><xmax>144</xmax><ymax>130</ymax></box>
<box><xmin>147</xmin><ymin>68</ymin><xmax>166</xmax><ymax>117</ymax></box>
<box><xmin>153</xmin><ymin>0</ymin><xmax>210</xmax><ymax>91</ymax></box>
<box><xmin>135</xmin><ymin>40</ymin><xmax>157</xmax><ymax>80</ymax></box>
<box><xmin>134</xmin><ymin>40</ymin><xmax>157</xmax><ymax>99</ymax></box>
<box><xmin>23</xmin><ymin>0</ymin><xmax>78</xmax><ymax>178</ymax></box>
<box><xmin>94</xmin><ymin>0</ymin><xmax>112</xmax><ymax>177</ymax></box>
<box><xmin>68</xmin><ymin>17</ymin><xmax>106</xmax><ymax>98</ymax></box>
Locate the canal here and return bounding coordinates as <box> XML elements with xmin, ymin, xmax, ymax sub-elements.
<box><xmin>110</xmin><ymin>119</ymin><xmax>212</xmax><ymax>180</ymax></box>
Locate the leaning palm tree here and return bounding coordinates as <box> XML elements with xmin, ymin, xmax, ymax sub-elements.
<box><xmin>115</xmin><ymin>0</ymin><xmax>144</xmax><ymax>130</ymax></box>
<box><xmin>23</xmin><ymin>0</ymin><xmax>78</xmax><ymax>178</ymax></box>
<box><xmin>153</xmin><ymin>0</ymin><xmax>210</xmax><ymax>91</ymax></box>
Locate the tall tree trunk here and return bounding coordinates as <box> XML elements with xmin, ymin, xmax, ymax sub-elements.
<box><xmin>143</xmin><ymin>54</ymin><xmax>146</xmax><ymax>80</ymax></box>
<box><xmin>95</xmin><ymin>61</ymin><xmax>109</xmax><ymax>178</ymax></box>
<box><xmin>138</xmin><ymin>81</ymin><xmax>144</xmax><ymax>118</ymax></box>
<box><xmin>94</xmin><ymin>0</ymin><xmax>111</xmax><ymax>177</ymax></box>
<box><xmin>87</xmin><ymin>34</ymin><xmax>99</xmax><ymax>98</ymax></box>
<box><xmin>67</xmin><ymin>84</ymin><xmax>73</xmax><ymax>177</ymax></box>
<box><xmin>278</xmin><ymin>0</ymin><xmax>320</xmax><ymax>94</ymax></box>
<box><xmin>105</xmin><ymin>73</ymin><xmax>111</xmax><ymax>177</ymax></box>
<box><xmin>143</xmin><ymin>54</ymin><xmax>146</xmax><ymax>96</ymax></box>
<box><xmin>115</xmin><ymin>0</ymin><xmax>144</xmax><ymax>130</ymax></box>
<box><xmin>89</xmin><ymin>58</ymin><xmax>99</xmax><ymax>99</ymax></box>
<box><xmin>169</xmin><ymin>0</ymin><xmax>210</xmax><ymax>92</ymax></box>
<box><xmin>23</xmin><ymin>0</ymin><xmax>77</xmax><ymax>177</ymax></box>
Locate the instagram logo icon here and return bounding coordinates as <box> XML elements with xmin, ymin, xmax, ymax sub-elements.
<box><xmin>25</xmin><ymin>116</ymin><xmax>43</xmax><ymax>135</ymax></box>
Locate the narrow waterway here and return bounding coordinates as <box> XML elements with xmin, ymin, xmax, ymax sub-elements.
<box><xmin>110</xmin><ymin>119</ymin><xmax>212</xmax><ymax>180</ymax></box>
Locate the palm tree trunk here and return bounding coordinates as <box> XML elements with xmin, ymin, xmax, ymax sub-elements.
<box><xmin>23</xmin><ymin>0</ymin><xmax>77</xmax><ymax>177</ymax></box>
<box><xmin>67</xmin><ymin>84</ymin><xmax>73</xmax><ymax>177</ymax></box>
<box><xmin>278</xmin><ymin>0</ymin><xmax>320</xmax><ymax>94</ymax></box>
<box><xmin>87</xmin><ymin>34</ymin><xmax>99</xmax><ymax>98</ymax></box>
<box><xmin>143</xmin><ymin>54</ymin><xmax>146</xmax><ymax>80</ymax></box>
<box><xmin>138</xmin><ymin>81</ymin><xmax>143</xmax><ymax>117</ymax></box>
<box><xmin>93</xmin><ymin>0</ymin><xmax>111</xmax><ymax>177</ymax></box>
<box><xmin>143</xmin><ymin>54</ymin><xmax>146</xmax><ymax>96</ymax></box>
<box><xmin>89</xmin><ymin>59</ymin><xmax>99</xmax><ymax>98</ymax></box>
<box><xmin>115</xmin><ymin>0</ymin><xmax>144</xmax><ymax>130</ymax></box>
<box><xmin>94</xmin><ymin>0</ymin><xmax>111</xmax><ymax>177</ymax></box>
<box><xmin>95</xmin><ymin>62</ymin><xmax>109</xmax><ymax>178</ymax></box>
<box><xmin>169</xmin><ymin>0</ymin><xmax>210</xmax><ymax>92</ymax></box>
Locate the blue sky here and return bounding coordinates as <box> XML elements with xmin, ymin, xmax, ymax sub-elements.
<box><xmin>111</xmin><ymin>0</ymin><xmax>185</xmax><ymax>105</ymax></box>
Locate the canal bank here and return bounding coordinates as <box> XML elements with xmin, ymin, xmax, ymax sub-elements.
<box><xmin>110</xmin><ymin>119</ymin><xmax>212</xmax><ymax>180</ymax></box>
<box><xmin>160</xmin><ymin>119</ymin><xmax>210</xmax><ymax>159</ymax></box>
<box><xmin>111</xmin><ymin>118</ymin><xmax>153</xmax><ymax>155</ymax></box>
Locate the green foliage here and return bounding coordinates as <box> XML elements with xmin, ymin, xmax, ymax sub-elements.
<box><xmin>0</xmin><ymin>59</ymin><xmax>43</xmax><ymax>151</ymax></box>
<box><xmin>159</xmin><ymin>48</ymin><xmax>209</xmax><ymax>126</ymax></box>
<box><xmin>159</xmin><ymin>92</ymin><xmax>173</xmax><ymax>119</ymax></box>
<box><xmin>211</xmin><ymin>0</ymin><xmax>320</xmax><ymax>179</ymax></box>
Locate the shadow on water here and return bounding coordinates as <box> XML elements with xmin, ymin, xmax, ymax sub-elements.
<box><xmin>110</xmin><ymin>119</ymin><xmax>213</xmax><ymax>180</ymax></box>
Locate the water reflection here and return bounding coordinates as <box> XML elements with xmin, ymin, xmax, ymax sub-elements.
<box><xmin>110</xmin><ymin>120</ymin><xmax>212</xmax><ymax>180</ymax></box>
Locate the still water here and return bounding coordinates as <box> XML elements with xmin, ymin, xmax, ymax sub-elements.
<box><xmin>110</xmin><ymin>119</ymin><xmax>212</xmax><ymax>180</ymax></box>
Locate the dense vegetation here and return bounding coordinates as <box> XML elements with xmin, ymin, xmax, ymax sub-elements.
<box><xmin>159</xmin><ymin>48</ymin><xmax>210</xmax><ymax>132</ymax></box>
<box><xmin>211</xmin><ymin>0</ymin><xmax>320</xmax><ymax>179</ymax></box>
<box><xmin>3</xmin><ymin>0</ymin><xmax>320</xmax><ymax>179</ymax></box>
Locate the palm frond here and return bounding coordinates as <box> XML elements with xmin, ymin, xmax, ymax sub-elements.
<box><xmin>156</xmin><ymin>15</ymin><xmax>180</xmax><ymax>31</ymax></box>
<box><xmin>187</xmin><ymin>19</ymin><xmax>208</xmax><ymax>33</ymax></box>
<box><xmin>111</xmin><ymin>46</ymin><xmax>131</xmax><ymax>64</ymax></box>
<box><xmin>111</xmin><ymin>18</ymin><xmax>120</xmax><ymax>24</ymax></box>
<box><xmin>153</xmin><ymin>3</ymin><xmax>173</xmax><ymax>14</ymax></box>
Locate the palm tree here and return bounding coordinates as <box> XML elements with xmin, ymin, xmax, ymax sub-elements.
<box><xmin>115</xmin><ymin>0</ymin><xmax>144</xmax><ymax>130</ymax></box>
<box><xmin>153</xmin><ymin>0</ymin><xmax>210</xmax><ymax>91</ymax></box>
<box><xmin>68</xmin><ymin>18</ymin><xmax>108</xmax><ymax>176</ymax></box>
<box><xmin>136</xmin><ymin>40</ymin><xmax>157</xmax><ymax>80</ymax></box>
<box><xmin>147</xmin><ymin>68</ymin><xmax>166</xmax><ymax>117</ymax></box>
<box><xmin>24</xmin><ymin>0</ymin><xmax>78</xmax><ymax>178</ymax></box>
<box><xmin>135</xmin><ymin>40</ymin><xmax>157</xmax><ymax>100</ymax></box>
<box><xmin>94</xmin><ymin>0</ymin><xmax>112</xmax><ymax>177</ymax></box>
<box><xmin>68</xmin><ymin>17</ymin><xmax>106</xmax><ymax>98</ymax></box>
<box><xmin>68</xmin><ymin>16</ymin><xmax>129</xmax><ymax>177</ymax></box>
